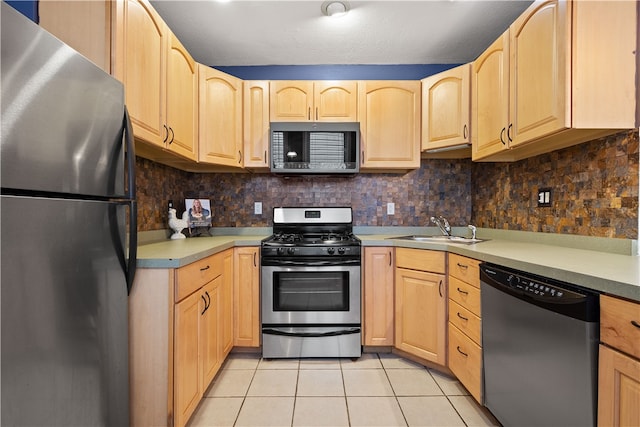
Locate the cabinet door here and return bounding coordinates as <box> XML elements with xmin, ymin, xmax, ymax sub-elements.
<box><xmin>198</xmin><ymin>65</ymin><xmax>243</xmax><ymax>166</ymax></box>
<box><xmin>358</xmin><ymin>81</ymin><xmax>421</xmax><ymax>169</ymax></box>
<box><xmin>234</xmin><ymin>247</ymin><xmax>260</xmax><ymax>347</ymax></box>
<box><xmin>114</xmin><ymin>0</ymin><xmax>167</xmax><ymax>147</ymax></box>
<box><xmin>363</xmin><ymin>247</ymin><xmax>394</xmax><ymax>346</ymax></box>
<box><xmin>220</xmin><ymin>249</ymin><xmax>234</xmax><ymax>357</ymax></box>
<box><xmin>39</xmin><ymin>1</ymin><xmax>111</xmax><ymax>73</ymax></box>
<box><xmin>200</xmin><ymin>278</ymin><xmax>221</xmax><ymax>391</ymax></box>
<box><xmin>314</xmin><ymin>81</ymin><xmax>358</xmax><ymax>122</ymax></box>
<box><xmin>166</xmin><ymin>33</ymin><xmax>198</xmax><ymax>160</ymax></box>
<box><xmin>471</xmin><ymin>30</ymin><xmax>510</xmax><ymax>160</ymax></box>
<box><xmin>174</xmin><ymin>290</ymin><xmax>201</xmax><ymax>427</ymax></box>
<box><xmin>598</xmin><ymin>345</ymin><xmax>640</xmax><ymax>427</ymax></box>
<box><xmin>395</xmin><ymin>268</ymin><xmax>446</xmax><ymax>364</ymax></box>
<box><xmin>270</xmin><ymin>81</ymin><xmax>314</xmax><ymax>122</ymax></box>
<box><xmin>509</xmin><ymin>0</ymin><xmax>569</xmax><ymax>147</ymax></box>
<box><xmin>422</xmin><ymin>64</ymin><xmax>471</xmax><ymax>151</ymax></box>
<box><xmin>243</xmin><ymin>81</ymin><xmax>270</xmax><ymax>168</ymax></box>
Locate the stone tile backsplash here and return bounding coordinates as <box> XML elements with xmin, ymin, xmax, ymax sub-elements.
<box><xmin>471</xmin><ymin>130</ymin><xmax>638</xmax><ymax>239</ymax></box>
<box><xmin>135</xmin><ymin>130</ymin><xmax>638</xmax><ymax>239</ymax></box>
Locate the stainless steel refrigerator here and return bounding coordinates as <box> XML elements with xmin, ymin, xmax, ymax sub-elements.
<box><xmin>1</xmin><ymin>3</ymin><xmax>137</xmax><ymax>425</ymax></box>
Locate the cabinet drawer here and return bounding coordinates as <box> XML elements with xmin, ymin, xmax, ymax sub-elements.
<box><xmin>601</xmin><ymin>295</ymin><xmax>640</xmax><ymax>360</ymax></box>
<box><xmin>448</xmin><ymin>254</ymin><xmax>480</xmax><ymax>287</ymax></box>
<box><xmin>449</xmin><ymin>276</ymin><xmax>481</xmax><ymax>317</ymax></box>
<box><xmin>175</xmin><ymin>253</ymin><xmax>223</xmax><ymax>302</ymax></box>
<box><xmin>449</xmin><ymin>299</ymin><xmax>481</xmax><ymax>346</ymax></box>
<box><xmin>395</xmin><ymin>248</ymin><xmax>445</xmax><ymax>274</ymax></box>
<box><xmin>448</xmin><ymin>323</ymin><xmax>482</xmax><ymax>403</ymax></box>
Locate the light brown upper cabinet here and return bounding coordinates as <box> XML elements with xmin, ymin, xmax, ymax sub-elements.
<box><xmin>243</xmin><ymin>81</ymin><xmax>271</xmax><ymax>169</ymax></box>
<box><xmin>421</xmin><ymin>63</ymin><xmax>471</xmax><ymax>153</ymax></box>
<box><xmin>358</xmin><ymin>81</ymin><xmax>421</xmax><ymax>170</ymax></box>
<box><xmin>165</xmin><ymin>32</ymin><xmax>198</xmax><ymax>161</ymax></box>
<box><xmin>472</xmin><ymin>0</ymin><xmax>638</xmax><ymax>162</ymax></box>
<box><xmin>42</xmin><ymin>0</ymin><xmax>199</xmax><ymax>165</ymax></box>
<box><xmin>270</xmin><ymin>81</ymin><xmax>358</xmax><ymax>122</ymax></box>
<box><xmin>198</xmin><ymin>66</ymin><xmax>243</xmax><ymax>168</ymax></box>
<box><xmin>113</xmin><ymin>0</ymin><xmax>197</xmax><ymax>161</ymax></box>
<box><xmin>39</xmin><ymin>1</ymin><xmax>112</xmax><ymax>73</ymax></box>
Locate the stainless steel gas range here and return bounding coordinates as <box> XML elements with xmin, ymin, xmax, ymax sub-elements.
<box><xmin>261</xmin><ymin>207</ymin><xmax>362</xmax><ymax>359</ymax></box>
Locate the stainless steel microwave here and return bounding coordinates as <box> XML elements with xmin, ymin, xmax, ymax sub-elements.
<box><xmin>270</xmin><ymin>122</ymin><xmax>360</xmax><ymax>174</ymax></box>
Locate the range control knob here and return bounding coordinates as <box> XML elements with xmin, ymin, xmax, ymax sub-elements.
<box><xmin>327</xmin><ymin>247</ymin><xmax>335</xmax><ymax>255</ymax></box>
<box><xmin>338</xmin><ymin>247</ymin><xmax>346</xmax><ymax>255</ymax></box>
<box><xmin>287</xmin><ymin>247</ymin><xmax>295</xmax><ymax>255</ymax></box>
<box><xmin>276</xmin><ymin>247</ymin><xmax>285</xmax><ymax>256</ymax></box>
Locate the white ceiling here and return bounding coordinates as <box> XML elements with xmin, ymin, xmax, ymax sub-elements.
<box><xmin>150</xmin><ymin>0</ymin><xmax>534</xmax><ymax>67</ymax></box>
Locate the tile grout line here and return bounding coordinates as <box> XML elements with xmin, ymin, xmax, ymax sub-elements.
<box><xmin>425</xmin><ymin>367</ymin><xmax>469</xmax><ymax>427</ymax></box>
<box><xmin>339</xmin><ymin>357</ymin><xmax>353</xmax><ymax>427</ymax></box>
<box><xmin>379</xmin><ymin>354</ymin><xmax>411</xmax><ymax>427</ymax></box>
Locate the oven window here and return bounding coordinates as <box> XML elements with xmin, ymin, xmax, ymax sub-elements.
<box><xmin>273</xmin><ymin>271</ymin><xmax>349</xmax><ymax>311</ymax></box>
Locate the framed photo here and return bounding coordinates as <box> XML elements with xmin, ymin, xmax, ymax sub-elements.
<box><xmin>185</xmin><ymin>198</ymin><xmax>212</xmax><ymax>227</ymax></box>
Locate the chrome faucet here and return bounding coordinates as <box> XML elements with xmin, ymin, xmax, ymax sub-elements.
<box><xmin>430</xmin><ymin>216</ymin><xmax>451</xmax><ymax>236</ymax></box>
<box><xmin>468</xmin><ymin>224</ymin><xmax>477</xmax><ymax>240</ymax></box>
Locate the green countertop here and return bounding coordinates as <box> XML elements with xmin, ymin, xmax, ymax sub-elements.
<box><xmin>137</xmin><ymin>232</ymin><xmax>640</xmax><ymax>302</ymax></box>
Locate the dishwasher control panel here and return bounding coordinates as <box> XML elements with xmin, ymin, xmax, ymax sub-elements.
<box><xmin>482</xmin><ymin>265</ymin><xmax>586</xmax><ymax>302</ymax></box>
<box><xmin>508</xmin><ymin>274</ymin><xmax>576</xmax><ymax>299</ymax></box>
<box><xmin>480</xmin><ymin>263</ymin><xmax>599</xmax><ymax>322</ymax></box>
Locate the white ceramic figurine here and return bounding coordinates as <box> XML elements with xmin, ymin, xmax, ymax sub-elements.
<box><xmin>168</xmin><ymin>208</ymin><xmax>189</xmax><ymax>239</ymax></box>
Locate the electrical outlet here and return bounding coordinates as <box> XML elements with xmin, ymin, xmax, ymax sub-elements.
<box><xmin>254</xmin><ymin>202</ymin><xmax>262</xmax><ymax>215</ymax></box>
<box><xmin>537</xmin><ymin>188</ymin><xmax>552</xmax><ymax>207</ymax></box>
<box><xmin>387</xmin><ymin>202</ymin><xmax>395</xmax><ymax>215</ymax></box>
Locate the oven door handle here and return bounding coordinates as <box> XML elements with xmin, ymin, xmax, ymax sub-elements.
<box><xmin>262</xmin><ymin>327</ymin><xmax>361</xmax><ymax>338</ymax></box>
<box><xmin>263</xmin><ymin>259</ymin><xmax>361</xmax><ymax>267</ymax></box>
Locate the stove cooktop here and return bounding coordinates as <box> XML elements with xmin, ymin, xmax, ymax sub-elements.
<box><xmin>263</xmin><ymin>232</ymin><xmax>360</xmax><ymax>247</ymax></box>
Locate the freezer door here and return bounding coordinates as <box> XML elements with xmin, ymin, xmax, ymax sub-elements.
<box><xmin>1</xmin><ymin>195</ymin><xmax>129</xmax><ymax>426</ymax></box>
<box><xmin>1</xmin><ymin>2</ymin><xmax>125</xmax><ymax>198</ymax></box>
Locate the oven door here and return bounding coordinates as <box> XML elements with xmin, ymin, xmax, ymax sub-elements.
<box><xmin>261</xmin><ymin>264</ymin><xmax>361</xmax><ymax>326</ymax></box>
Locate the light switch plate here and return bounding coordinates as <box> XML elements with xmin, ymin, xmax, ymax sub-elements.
<box><xmin>387</xmin><ymin>202</ymin><xmax>395</xmax><ymax>215</ymax></box>
<box><xmin>537</xmin><ymin>188</ymin><xmax>552</xmax><ymax>207</ymax></box>
<box><xmin>254</xmin><ymin>202</ymin><xmax>262</xmax><ymax>215</ymax></box>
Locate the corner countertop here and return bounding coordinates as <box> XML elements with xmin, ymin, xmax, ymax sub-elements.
<box><xmin>136</xmin><ymin>231</ymin><xmax>640</xmax><ymax>302</ymax></box>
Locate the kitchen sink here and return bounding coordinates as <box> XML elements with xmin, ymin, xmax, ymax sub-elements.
<box><xmin>390</xmin><ymin>235</ymin><xmax>486</xmax><ymax>244</ymax></box>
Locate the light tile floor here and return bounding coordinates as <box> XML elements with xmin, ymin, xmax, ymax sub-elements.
<box><xmin>188</xmin><ymin>352</ymin><xmax>501</xmax><ymax>427</ymax></box>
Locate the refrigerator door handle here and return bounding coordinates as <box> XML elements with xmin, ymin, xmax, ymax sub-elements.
<box><xmin>124</xmin><ymin>106</ymin><xmax>137</xmax><ymax>294</ymax></box>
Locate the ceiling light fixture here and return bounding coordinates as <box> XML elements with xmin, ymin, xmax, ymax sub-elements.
<box><xmin>321</xmin><ymin>1</ymin><xmax>350</xmax><ymax>18</ymax></box>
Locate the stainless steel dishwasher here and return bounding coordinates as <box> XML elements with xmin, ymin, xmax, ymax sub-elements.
<box><xmin>480</xmin><ymin>263</ymin><xmax>599</xmax><ymax>427</ymax></box>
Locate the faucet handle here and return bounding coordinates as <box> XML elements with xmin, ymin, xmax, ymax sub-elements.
<box><xmin>468</xmin><ymin>224</ymin><xmax>477</xmax><ymax>240</ymax></box>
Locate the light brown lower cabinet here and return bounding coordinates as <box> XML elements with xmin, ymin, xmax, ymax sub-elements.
<box><xmin>598</xmin><ymin>344</ymin><xmax>640</xmax><ymax>427</ymax></box>
<box><xmin>363</xmin><ymin>247</ymin><xmax>395</xmax><ymax>346</ymax></box>
<box><xmin>394</xmin><ymin>248</ymin><xmax>446</xmax><ymax>365</ymax></box>
<box><xmin>448</xmin><ymin>322</ymin><xmax>482</xmax><ymax>403</ymax></box>
<box><xmin>447</xmin><ymin>253</ymin><xmax>483</xmax><ymax>403</ymax></box>
<box><xmin>129</xmin><ymin>248</ymin><xmax>234</xmax><ymax>427</ymax></box>
<box><xmin>598</xmin><ymin>294</ymin><xmax>640</xmax><ymax>427</ymax></box>
<box><xmin>233</xmin><ymin>247</ymin><xmax>261</xmax><ymax>347</ymax></box>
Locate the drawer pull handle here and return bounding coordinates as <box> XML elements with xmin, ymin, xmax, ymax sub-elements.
<box><xmin>389</xmin><ymin>251</ymin><xmax>392</xmax><ymax>267</ymax></box>
<box><xmin>457</xmin><ymin>263</ymin><xmax>468</xmax><ymax>269</ymax></box>
<box><xmin>201</xmin><ymin>295</ymin><xmax>208</xmax><ymax>315</ymax></box>
<box><xmin>631</xmin><ymin>320</ymin><xmax>640</xmax><ymax>329</ymax></box>
<box><xmin>457</xmin><ymin>346</ymin><xmax>468</xmax><ymax>357</ymax></box>
<box><xmin>457</xmin><ymin>287</ymin><xmax>469</xmax><ymax>295</ymax></box>
<box><xmin>457</xmin><ymin>312</ymin><xmax>468</xmax><ymax>321</ymax></box>
<box><xmin>200</xmin><ymin>265</ymin><xmax>210</xmax><ymax>271</ymax></box>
